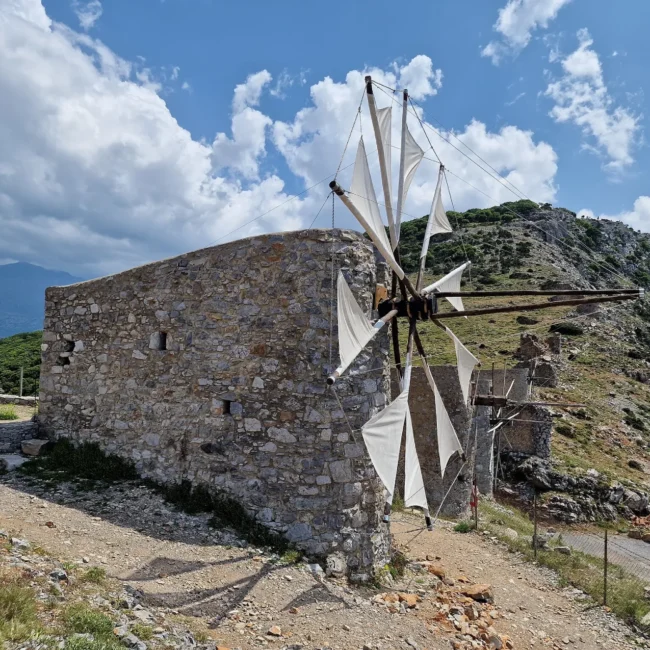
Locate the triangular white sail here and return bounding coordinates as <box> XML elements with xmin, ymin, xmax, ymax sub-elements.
<box><xmin>396</xmin><ymin>125</ymin><xmax>425</xmax><ymax>238</ymax></box>
<box><xmin>433</xmin><ymin>380</ymin><xmax>464</xmax><ymax>477</ymax></box>
<box><xmin>348</xmin><ymin>138</ymin><xmax>403</xmax><ymax>277</ymax></box>
<box><xmin>420</xmin><ymin>362</ymin><xmax>464</xmax><ymax>478</ymax></box>
<box><xmin>421</xmin><ymin>175</ymin><xmax>452</xmax><ymax>259</ymax></box>
<box><xmin>422</xmin><ymin>262</ymin><xmax>469</xmax><ymax>312</ymax></box>
<box><xmin>361</xmin><ymin>388</ymin><xmax>409</xmax><ymax>503</ymax></box>
<box><xmin>445</xmin><ymin>326</ymin><xmax>479</xmax><ymax>404</ymax></box>
<box><xmin>404</xmin><ymin>407</ymin><xmax>428</xmax><ymax>509</ymax></box>
<box><xmin>377</xmin><ymin>107</ymin><xmax>392</xmax><ymax>202</ymax></box>
<box><xmin>336</xmin><ymin>271</ymin><xmax>376</xmax><ymax>370</ymax></box>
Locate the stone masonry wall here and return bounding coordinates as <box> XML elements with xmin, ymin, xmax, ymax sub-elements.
<box><xmin>393</xmin><ymin>367</ymin><xmax>474</xmax><ymax>518</ymax></box>
<box><xmin>0</xmin><ymin>420</ymin><xmax>37</xmax><ymax>453</ymax></box>
<box><xmin>38</xmin><ymin>229</ymin><xmax>391</xmax><ymax>579</ymax></box>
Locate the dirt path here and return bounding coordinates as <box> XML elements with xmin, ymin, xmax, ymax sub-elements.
<box><xmin>0</xmin><ymin>473</ymin><xmax>645</xmax><ymax>650</ymax></box>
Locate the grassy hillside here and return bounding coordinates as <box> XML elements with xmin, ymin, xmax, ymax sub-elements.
<box><xmin>0</xmin><ymin>331</ymin><xmax>41</xmax><ymax>396</ymax></box>
<box><xmin>396</xmin><ymin>200</ymin><xmax>650</xmax><ymax>491</ymax></box>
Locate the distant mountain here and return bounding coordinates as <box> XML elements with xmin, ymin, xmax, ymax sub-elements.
<box><xmin>0</xmin><ymin>262</ymin><xmax>83</xmax><ymax>339</ymax></box>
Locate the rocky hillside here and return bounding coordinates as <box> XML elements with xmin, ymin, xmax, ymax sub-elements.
<box><xmin>402</xmin><ymin>200</ymin><xmax>650</xmax><ymax>515</ymax></box>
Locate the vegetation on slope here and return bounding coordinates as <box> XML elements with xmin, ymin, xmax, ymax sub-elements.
<box><xmin>0</xmin><ymin>331</ymin><xmax>41</xmax><ymax>396</ymax></box>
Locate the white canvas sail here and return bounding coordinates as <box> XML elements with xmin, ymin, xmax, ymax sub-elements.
<box><xmin>361</xmin><ymin>388</ymin><xmax>409</xmax><ymax>503</ymax></box>
<box><xmin>445</xmin><ymin>326</ymin><xmax>479</xmax><ymax>404</ymax></box>
<box><xmin>396</xmin><ymin>125</ymin><xmax>425</xmax><ymax>238</ymax></box>
<box><xmin>421</xmin><ymin>262</ymin><xmax>469</xmax><ymax>312</ymax></box>
<box><xmin>421</xmin><ymin>173</ymin><xmax>451</xmax><ymax>259</ymax></box>
<box><xmin>377</xmin><ymin>106</ymin><xmax>392</xmax><ymax>203</ymax></box>
<box><xmin>419</xmin><ymin>362</ymin><xmax>464</xmax><ymax>479</ymax></box>
<box><xmin>404</xmin><ymin>407</ymin><xmax>428</xmax><ymax>509</ymax></box>
<box><xmin>336</xmin><ymin>271</ymin><xmax>375</xmax><ymax>370</ymax></box>
<box><xmin>347</xmin><ymin>138</ymin><xmax>403</xmax><ymax>278</ymax></box>
<box><xmin>433</xmin><ymin>380</ymin><xmax>464</xmax><ymax>477</ymax></box>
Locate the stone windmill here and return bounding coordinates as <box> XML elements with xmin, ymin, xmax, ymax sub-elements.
<box><xmin>326</xmin><ymin>76</ymin><xmax>643</xmax><ymax>529</ymax></box>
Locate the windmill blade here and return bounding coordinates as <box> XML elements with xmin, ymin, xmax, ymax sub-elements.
<box><xmin>421</xmin><ymin>262</ymin><xmax>471</xmax><ymax>312</ymax></box>
<box><xmin>361</xmin><ymin>384</ymin><xmax>409</xmax><ymax>503</ymax></box>
<box><xmin>395</xmin><ymin>96</ymin><xmax>425</xmax><ymax>241</ymax></box>
<box><xmin>328</xmin><ymin>272</ymin><xmax>397</xmax><ymax>384</ymax></box>
<box><xmin>404</xmin><ymin>406</ymin><xmax>429</xmax><ymax>509</ymax></box>
<box><xmin>420</xmin><ymin>361</ymin><xmax>464</xmax><ymax>477</ymax></box>
<box><xmin>366</xmin><ymin>78</ymin><xmax>396</xmax><ymax>249</ymax></box>
<box><xmin>421</xmin><ymin>167</ymin><xmax>451</xmax><ymax>260</ymax></box>
<box><xmin>330</xmin><ymin>138</ymin><xmax>406</xmax><ymax>282</ymax></box>
<box><xmin>444</xmin><ymin>325</ymin><xmax>480</xmax><ymax>405</ymax></box>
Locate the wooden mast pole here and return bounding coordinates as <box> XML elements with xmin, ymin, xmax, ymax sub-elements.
<box><xmin>365</xmin><ymin>76</ymin><xmax>397</xmax><ymax>250</ymax></box>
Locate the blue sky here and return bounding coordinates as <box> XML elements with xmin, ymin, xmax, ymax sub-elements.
<box><xmin>1</xmin><ymin>0</ymin><xmax>648</xmax><ymax>275</ymax></box>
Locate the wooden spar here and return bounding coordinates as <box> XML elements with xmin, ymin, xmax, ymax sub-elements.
<box><xmin>421</xmin><ymin>262</ymin><xmax>471</xmax><ymax>296</ymax></box>
<box><xmin>416</xmin><ymin>166</ymin><xmax>445</xmax><ymax>292</ymax></box>
<box><xmin>435</xmin><ymin>288</ymin><xmax>643</xmax><ymax>298</ymax></box>
<box><xmin>395</xmin><ymin>89</ymin><xmax>409</xmax><ymax>240</ymax></box>
<box><xmin>428</xmin><ymin>293</ymin><xmax>638</xmax><ymax>321</ymax></box>
<box><xmin>365</xmin><ymin>76</ymin><xmax>397</xmax><ymax>250</ymax></box>
<box><xmin>474</xmin><ymin>395</ymin><xmax>587</xmax><ymax>408</ymax></box>
<box><xmin>329</xmin><ymin>180</ymin><xmax>419</xmax><ymax>299</ymax></box>
<box><xmin>326</xmin><ymin>309</ymin><xmax>399</xmax><ymax>385</ymax></box>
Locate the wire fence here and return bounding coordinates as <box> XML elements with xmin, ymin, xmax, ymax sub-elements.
<box><xmin>529</xmin><ymin>492</ymin><xmax>650</xmax><ymax>627</ymax></box>
<box><xmin>473</xmin><ymin>490</ymin><xmax>650</xmax><ymax>628</ymax></box>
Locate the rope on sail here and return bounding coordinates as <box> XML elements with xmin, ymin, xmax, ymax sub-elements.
<box><xmin>334</xmin><ymin>87</ymin><xmax>366</xmax><ymax>182</ymax></box>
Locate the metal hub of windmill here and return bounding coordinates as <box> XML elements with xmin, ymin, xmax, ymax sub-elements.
<box><xmin>325</xmin><ymin>75</ymin><xmax>644</xmax><ymax>531</ymax></box>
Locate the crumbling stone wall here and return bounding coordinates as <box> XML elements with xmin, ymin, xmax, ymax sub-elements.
<box><xmin>38</xmin><ymin>229</ymin><xmax>391</xmax><ymax>579</ymax></box>
<box><xmin>0</xmin><ymin>420</ymin><xmax>37</xmax><ymax>453</ymax></box>
<box><xmin>393</xmin><ymin>367</ymin><xmax>475</xmax><ymax>518</ymax></box>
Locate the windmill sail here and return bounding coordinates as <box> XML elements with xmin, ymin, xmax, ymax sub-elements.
<box><xmin>337</xmin><ymin>271</ymin><xmax>376</xmax><ymax>370</ymax></box>
<box><xmin>396</xmin><ymin>125</ymin><xmax>424</xmax><ymax>239</ymax></box>
<box><xmin>420</xmin><ymin>362</ymin><xmax>464</xmax><ymax>477</ymax></box>
<box><xmin>421</xmin><ymin>262</ymin><xmax>470</xmax><ymax>312</ymax></box>
<box><xmin>361</xmin><ymin>386</ymin><xmax>409</xmax><ymax>504</ymax></box>
<box><xmin>421</xmin><ymin>172</ymin><xmax>452</xmax><ymax>258</ymax></box>
<box><xmin>445</xmin><ymin>326</ymin><xmax>479</xmax><ymax>404</ymax></box>
<box><xmin>404</xmin><ymin>407</ymin><xmax>428</xmax><ymax>508</ymax></box>
<box><xmin>347</xmin><ymin>138</ymin><xmax>404</xmax><ymax>279</ymax></box>
<box><xmin>377</xmin><ymin>106</ymin><xmax>392</xmax><ymax>202</ymax></box>
<box><xmin>433</xmin><ymin>380</ymin><xmax>464</xmax><ymax>477</ymax></box>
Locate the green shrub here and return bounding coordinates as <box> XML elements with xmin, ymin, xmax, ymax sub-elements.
<box><xmin>0</xmin><ymin>404</ymin><xmax>19</xmax><ymax>421</ymax></box>
<box><xmin>0</xmin><ymin>331</ymin><xmax>42</xmax><ymax>396</ymax></box>
<box><xmin>549</xmin><ymin>322</ymin><xmax>584</xmax><ymax>336</ymax></box>
<box><xmin>0</xmin><ymin>574</ymin><xmax>39</xmax><ymax>642</ymax></box>
<box><xmin>63</xmin><ymin>604</ymin><xmax>114</xmax><ymax>637</ymax></box>
<box><xmin>19</xmin><ymin>439</ymin><xmax>138</xmax><ymax>483</ymax></box>
<box><xmin>454</xmin><ymin>521</ymin><xmax>474</xmax><ymax>533</ymax></box>
<box><xmin>81</xmin><ymin>567</ymin><xmax>106</xmax><ymax>584</ymax></box>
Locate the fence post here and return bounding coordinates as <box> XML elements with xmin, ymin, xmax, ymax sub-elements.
<box><xmin>603</xmin><ymin>528</ymin><xmax>607</xmax><ymax>605</ymax></box>
<box><xmin>19</xmin><ymin>366</ymin><xmax>24</xmax><ymax>397</ymax></box>
<box><xmin>533</xmin><ymin>489</ymin><xmax>538</xmax><ymax>561</ymax></box>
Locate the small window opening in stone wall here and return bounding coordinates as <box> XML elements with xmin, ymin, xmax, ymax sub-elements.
<box><xmin>57</xmin><ymin>340</ymin><xmax>74</xmax><ymax>366</ymax></box>
<box><xmin>149</xmin><ymin>331</ymin><xmax>168</xmax><ymax>351</ymax></box>
<box><xmin>223</xmin><ymin>400</ymin><xmax>231</xmax><ymax>415</ymax></box>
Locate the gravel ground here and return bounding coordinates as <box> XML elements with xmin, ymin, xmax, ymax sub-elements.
<box><xmin>1</xmin><ymin>472</ymin><xmax>647</xmax><ymax>650</ymax></box>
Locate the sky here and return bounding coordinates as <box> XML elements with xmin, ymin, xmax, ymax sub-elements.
<box><xmin>0</xmin><ymin>0</ymin><xmax>648</xmax><ymax>276</ymax></box>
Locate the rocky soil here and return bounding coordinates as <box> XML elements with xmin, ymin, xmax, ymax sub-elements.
<box><xmin>0</xmin><ymin>472</ymin><xmax>646</xmax><ymax>650</ymax></box>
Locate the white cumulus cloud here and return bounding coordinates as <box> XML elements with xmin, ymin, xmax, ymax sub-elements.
<box><xmin>71</xmin><ymin>0</ymin><xmax>102</xmax><ymax>31</ymax></box>
<box><xmin>1</xmin><ymin>0</ymin><xmax>561</xmax><ymax>277</ymax></box>
<box><xmin>545</xmin><ymin>29</ymin><xmax>641</xmax><ymax>172</ymax></box>
<box><xmin>580</xmin><ymin>197</ymin><xmax>650</xmax><ymax>232</ymax></box>
<box><xmin>482</xmin><ymin>0</ymin><xmax>572</xmax><ymax>64</ymax></box>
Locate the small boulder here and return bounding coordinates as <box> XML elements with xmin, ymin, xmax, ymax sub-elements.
<box><xmin>21</xmin><ymin>439</ymin><xmax>50</xmax><ymax>457</ymax></box>
<box><xmin>426</xmin><ymin>563</ymin><xmax>446</xmax><ymax>579</ymax></box>
<box><xmin>267</xmin><ymin>626</ymin><xmax>282</xmax><ymax>637</ymax></box>
<box><xmin>460</xmin><ymin>584</ymin><xmax>494</xmax><ymax>603</ymax></box>
<box><xmin>554</xmin><ymin>546</ymin><xmax>572</xmax><ymax>555</ymax></box>
<box><xmin>398</xmin><ymin>593</ymin><xmax>420</xmax><ymax>608</ymax></box>
<box><xmin>628</xmin><ymin>459</ymin><xmax>644</xmax><ymax>471</ymax></box>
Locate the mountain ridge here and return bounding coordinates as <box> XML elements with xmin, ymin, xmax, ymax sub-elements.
<box><xmin>0</xmin><ymin>262</ymin><xmax>83</xmax><ymax>339</ymax></box>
